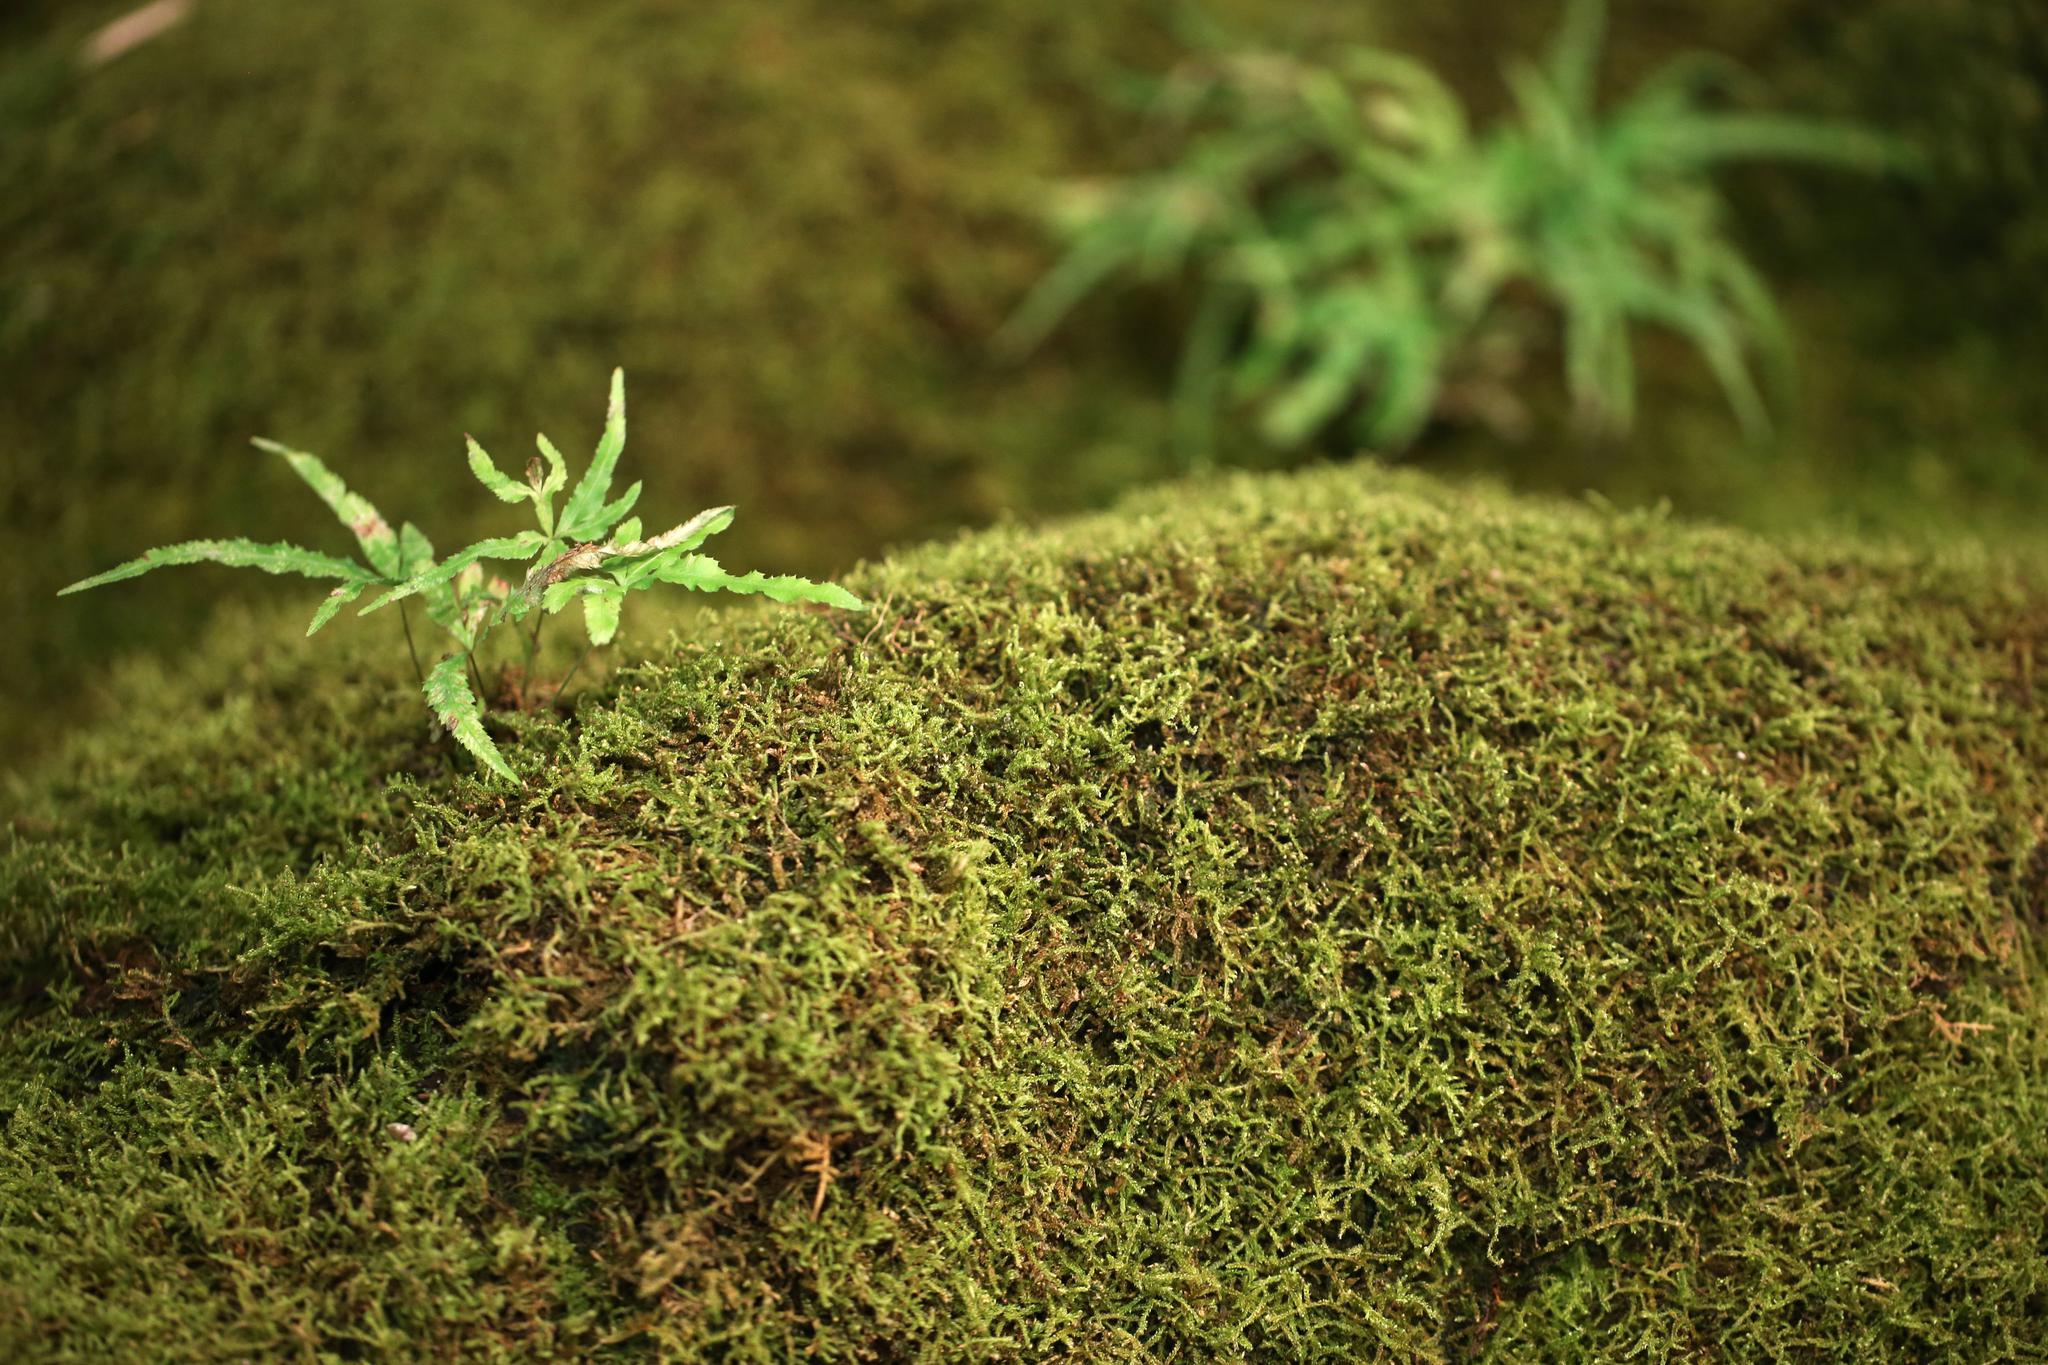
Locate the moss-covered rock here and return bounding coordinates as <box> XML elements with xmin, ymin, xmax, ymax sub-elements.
<box><xmin>4</xmin><ymin>465</ymin><xmax>2044</xmax><ymax>1359</ymax></box>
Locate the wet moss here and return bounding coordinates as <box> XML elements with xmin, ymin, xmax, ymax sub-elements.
<box><xmin>4</xmin><ymin>464</ymin><xmax>2044</xmax><ymax>1358</ymax></box>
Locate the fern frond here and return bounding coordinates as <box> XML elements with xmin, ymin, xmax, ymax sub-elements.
<box><xmin>252</xmin><ymin>438</ymin><xmax>404</xmax><ymax>579</ymax></box>
<box><xmin>396</xmin><ymin>522</ymin><xmax>435</xmax><ymax>579</ymax></box>
<box><xmin>1003</xmin><ymin>0</ymin><xmax>1898</xmax><ymax>454</ymax></box>
<box><xmin>423</xmin><ymin>654</ymin><xmax>516</xmax><ymax>784</ymax></box>
<box><xmin>996</xmin><ymin>228</ymin><xmax>1153</xmax><ymax>357</ymax></box>
<box><xmin>395</xmin><ymin>522</ymin><xmax>461</xmax><ymax>632</ymax></box>
<box><xmin>581</xmin><ymin>588</ymin><xmax>624</xmax><ymax>646</ymax></box>
<box><xmin>1544</xmin><ymin>0</ymin><xmax>1608</xmax><ymax>125</ymax></box>
<box><xmin>531</xmin><ymin>434</ymin><xmax>569</xmax><ymax>531</ymax></box>
<box><xmin>60</xmin><ymin>539</ymin><xmax>377</xmax><ymax>596</ymax></box>
<box><xmin>359</xmin><ymin>532</ymin><xmax>548</xmax><ymax>614</ymax></box>
<box><xmin>1613</xmin><ymin>113</ymin><xmax>1911</xmax><ymax>172</ymax></box>
<box><xmin>466</xmin><ymin>437</ymin><xmax>529</xmax><ymax>504</ymax></box>
<box><xmin>559</xmin><ymin>368</ymin><xmax>628</xmax><ymax>540</ymax></box>
<box><xmin>606</xmin><ymin>507</ymin><xmax>737</xmax><ymax>564</ymax></box>
<box><xmin>307</xmin><ymin>582</ymin><xmax>368</xmax><ymax>636</ymax></box>
<box><xmin>652</xmin><ymin>554</ymin><xmax>865</xmax><ymax>611</ymax></box>
<box><xmin>540</xmin><ymin>577</ymin><xmax>603</xmax><ymax>614</ymax></box>
<box><xmin>572</xmin><ymin>481</ymin><xmax>642</xmax><ymax>545</ymax></box>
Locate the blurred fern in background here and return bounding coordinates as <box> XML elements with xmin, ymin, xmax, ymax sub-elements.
<box><xmin>1008</xmin><ymin>0</ymin><xmax>1906</xmax><ymax>462</ymax></box>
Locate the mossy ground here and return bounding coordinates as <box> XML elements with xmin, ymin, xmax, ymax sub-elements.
<box><xmin>4</xmin><ymin>464</ymin><xmax>2044</xmax><ymax>1359</ymax></box>
<box><xmin>6</xmin><ymin>0</ymin><xmax>2046</xmax><ymax>768</ymax></box>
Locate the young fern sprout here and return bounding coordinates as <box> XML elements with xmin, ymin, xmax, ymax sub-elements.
<box><xmin>59</xmin><ymin>370</ymin><xmax>864</xmax><ymax>784</ymax></box>
<box><xmin>1004</xmin><ymin>0</ymin><xmax>1912</xmax><ymax>464</ymax></box>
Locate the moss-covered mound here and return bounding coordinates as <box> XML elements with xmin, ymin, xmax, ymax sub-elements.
<box><xmin>4</xmin><ymin>466</ymin><xmax>2045</xmax><ymax>1360</ymax></box>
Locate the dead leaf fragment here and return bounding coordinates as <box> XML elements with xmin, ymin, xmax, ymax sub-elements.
<box><xmin>82</xmin><ymin>0</ymin><xmax>194</xmax><ymax>68</ymax></box>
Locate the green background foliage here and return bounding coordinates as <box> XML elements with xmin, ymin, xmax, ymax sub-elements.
<box><xmin>3</xmin><ymin>0</ymin><xmax>2045</xmax><ymax>768</ymax></box>
<box><xmin>4</xmin><ymin>465</ymin><xmax>2044</xmax><ymax>1356</ymax></box>
<box><xmin>1009</xmin><ymin>0</ymin><xmax>1908</xmax><ymax>456</ymax></box>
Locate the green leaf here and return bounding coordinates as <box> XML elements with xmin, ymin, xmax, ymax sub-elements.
<box><xmin>394</xmin><ymin>521</ymin><xmax>462</xmax><ymax>632</ymax></box>
<box><xmin>1363</xmin><ymin>319</ymin><xmax>1445</xmax><ymax>447</ymax></box>
<box><xmin>360</xmin><ymin>532</ymin><xmax>548</xmax><ymax>614</ymax></box>
<box><xmin>540</xmin><ymin>577</ymin><xmax>601</xmax><ymax>614</ymax></box>
<box><xmin>609</xmin><ymin>507</ymin><xmax>736</xmax><ymax>563</ymax></box>
<box><xmin>996</xmin><ymin>234</ymin><xmax>1143</xmax><ymax>357</ymax></box>
<box><xmin>559</xmin><ymin>368</ymin><xmax>627</xmax><ymax>539</ymax></box>
<box><xmin>652</xmin><ymin>554</ymin><xmax>864</xmax><ymax>611</ymax></box>
<box><xmin>307</xmin><ymin>582</ymin><xmax>368</xmax><ymax>636</ymax></box>
<box><xmin>1335</xmin><ymin>49</ymin><xmax>1469</xmax><ymax>157</ymax></box>
<box><xmin>1545</xmin><ymin>0</ymin><xmax>1607</xmax><ymax>124</ymax></box>
<box><xmin>1556</xmin><ymin>264</ymin><xmax>1636</xmax><ymax>434</ymax></box>
<box><xmin>396</xmin><ymin>522</ymin><xmax>436</xmax><ymax>579</ymax></box>
<box><xmin>60</xmin><ymin>539</ymin><xmax>377</xmax><ymax>596</ymax></box>
<box><xmin>582</xmin><ymin>587</ymin><xmax>624</xmax><ymax>646</ymax></box>
<box><xmin>253</xmin><ymin>438</ymin><xmax>403</xmax><ymax>578</ymax></box>
<box><xmin>466</xmin><ymin>438</ymin><xmax>528</xmax><ymax>503</ymax></box>
<box><xmin>533</xmin><ymin>434</ymin><xmax>569</xmax><ymax>499</ymax></box>
<box><xmin>529</xmin><ymin>434</ymin><xmax>570</xmax><ymax>537</ymax></box>
<box><xmin>1262</xmin><ymin>323</ymin><xmax>1377</xmax><ymax>446</ymax></box>
<box><xmin>1613</xmin><ymin>112</ymin><xmax>1910</xmax><ymax>172</ymax></box>
<box><xmin>1626</xmin><ymin>275</ymin><xmax>1770</xmax><ymax>442</ymax></box>
<box><xmin>423</xmin><ymin>654</ymin><xmax>517</xmax><ymax>784</ymax></box>
<box><xmin>565</xmin><ymin>480</ymin><xmax>642</xmax><ymax>545</ymax></box>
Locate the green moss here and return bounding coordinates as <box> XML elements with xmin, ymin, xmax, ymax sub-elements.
<box><xmin>5</xmin><ymin>464</ymin><xmax>2044</xmax><ymax>1358</ymax></box>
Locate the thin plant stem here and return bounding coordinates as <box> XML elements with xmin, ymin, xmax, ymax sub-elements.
<box><xmin>1172</xmin><ymin>285</ymin><xmax>1234</xmax><ymax>472</ymax></box>
<box><xmin>524</xmin><ymin>608</ymin><xmax>546</xmax><ymax>674</ymax></box>
<box><xmin>553</xmin><ymin>644</ymin><xmax>595</xmax><ymax>706</ymax></box>
<box><xmin>398</xmin><ymin>602</ymin><xmax>425</xmax><ymax>687</ymax></box>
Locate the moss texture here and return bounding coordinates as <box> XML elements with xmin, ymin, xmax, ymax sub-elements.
<box><xmin>4</xmin><ymin>464</ymin><xmax>2044</xmax><ymax>1359</ymax></box>
<box><xmin>8</xmin><ymin>0</ymin><xmax>2047</xmax><ymax>769</ymax></box>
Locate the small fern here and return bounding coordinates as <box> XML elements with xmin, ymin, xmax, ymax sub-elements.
<box><xmin>1005</xmin><ymin>0</ymin><xmax>1911</xmax><ymax>462</ymax></box>
<box><xmin>60</xmin><ymin>371</ymin><xmax>865</xmax><ymax>783</ymax></box>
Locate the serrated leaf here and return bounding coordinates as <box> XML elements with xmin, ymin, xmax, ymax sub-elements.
<box><xmin>60</xmin><ymin>539</ymin><xmax>377</xmax><ymax>596</ymax></box>
<box><xmin>254</xmin><ymin>438</ymin><xmax>403</xmax><ymax>578</ymax></box>
<box><xmin>609</xmin><ymin>506</ymin><xmax>736</xmax><ymax>562</ymax></box>
<box><xmin>528</xmin><ymin>435</ymin><xmax>569</xmax><ymax>537</ymax></box>
<box><xmin>466</xmin><ymin>438</ymin><xmax>528</xmax><ymax>503</ymax></box>
<box><xmin>533</xmin><ymin>434</ymin><xmax>569</xmax><ymax>498</ymax></box>
<box><xmin>360</xmin><ymin>532</ymin><xmax>547</xmax><ymax>614</ymax></box>
<box><xmin>582</xmin><ymin>588</ymin><xmax>624</xmax><ymax>646</ymax></box>
<box><xmin>560</xmin><ymin>368</ymin><xmax>627</xmax><ymax>539</ymax></box>
<box><xmin>394</xmin><ymin>522</ymin><xmax>462</xmax><ymax>632</ymax></box>
<box><xmin>423</xmin><ymin>654</ymin><xmax>517</xmax><ymax>784</ymax></box>
<box><xmin>307</xmin><ymin>582</ymin><xmax>368</xmax><ymax>636</ymax></box>
<box><xmin>652</xmin><ymin>554</ymin><xmax>864</xmax><ymax>611</ymax></box>
<box><xmin>541</xmin><ymin>578</ymin><xmax>601</xmax><ymax>614</ymax></box>
<box><xmin>396</xmin><ymin>522</ymin><xmax>436</xmax><ymax>579</ymax></box>
<box><xmin>564</xmin><ymin>479</ymin><xmax>642</xmax><ymax>544</ymax></box>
